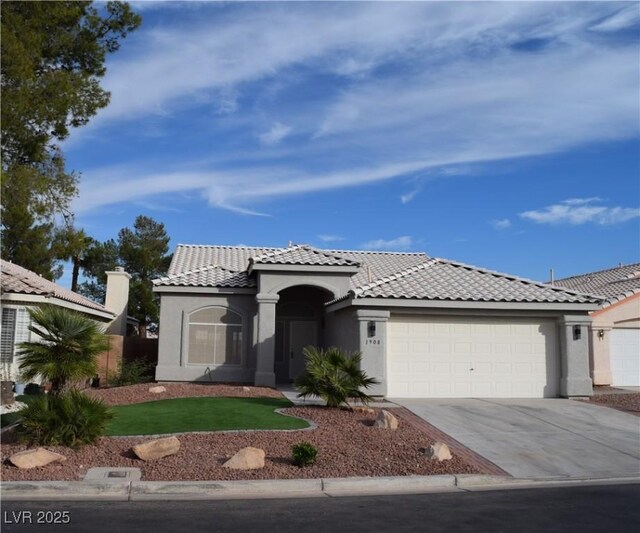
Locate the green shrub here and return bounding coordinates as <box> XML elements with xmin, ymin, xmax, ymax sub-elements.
<box><xmin>110</xmin><ymin>359</ymin><xmax>154</xmax><ymax>386</ymax></box>
<box><xmin>17</xmin><ymin>390</ymin><xmax>113</xmax><ymax>448</ymax></box>
<box><xmin>294</xmin><ymin>346</ymin><xmax>380</xmax><ymax>408</ymax></box>
<box><xmin>18</xmin><ymin>305</ymin><xmax>108</xmax><ymax>394</ymax></box>
<box><xmin>291</xmin><ymin>442</ymin><xmax>318</xmax><ymax>467</ymax></box>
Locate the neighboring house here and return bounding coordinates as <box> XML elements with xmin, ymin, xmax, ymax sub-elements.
<box><xmin>153</xmin><ymin>244</ymin><xmax>602</xmax><ymax>398</ymax></box>
<box><xmin>0</xmin><ymin>259</ymin><xmax>132</xmax><ymax>379</ymax></box>
<box><xmin>554</xmin><ymin>264</ymin><xmax>640</xmax><ymax>387</ymax></box>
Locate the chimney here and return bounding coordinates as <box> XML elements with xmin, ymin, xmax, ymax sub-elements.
<box><xmin>104</xmin><ymin>267</ymin><xmax>131</xmax><ymax>336</ymax></box>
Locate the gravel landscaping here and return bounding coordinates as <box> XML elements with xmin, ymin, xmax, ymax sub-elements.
<box><xmin>1</xmin><ymin>384</ymin><xmax>480</xmax><ymax>481</ymax></box>
<box><xmin>586</xmin><ymin>390</ymin><xmax>640</xmax><ymax>416</ymax></box>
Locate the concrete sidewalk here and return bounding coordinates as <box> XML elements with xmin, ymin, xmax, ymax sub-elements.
<box><xmin>2</xmin><ymin>475</ymin><xmax>638</xmax><ymax>501</ymax></box>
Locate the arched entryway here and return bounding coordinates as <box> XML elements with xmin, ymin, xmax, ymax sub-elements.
<box><xmin>274</xmin><ymin>286</ymin><xmax>333</xmax><ymax>383</ymax></box>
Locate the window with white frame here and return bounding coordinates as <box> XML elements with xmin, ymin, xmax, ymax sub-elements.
<box><xmin>187</xmin><ymin>307</ymin><xmax>242</xmax><ymax>365</ymax></box>
<box><xmin>1</xmin><ymin>308</ymin><xmax>17</xmax><ymax>364</ymax></box>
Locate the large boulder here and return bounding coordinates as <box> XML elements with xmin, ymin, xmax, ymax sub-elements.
<box><xmin>373</xmin><ymin>410</ymin><xmax>399</xmax><ymax>430</ymax></box>
<box><xmin>9</xmin><ymin>448</ymin><xmax>66</xmax><ymax>469</ymax></box>
<box><xmin>223</xmin><ymin>447</ymin><xmax>265</xmax><ymax>470</ymax></box>
<box><xmin>148</xmin><ymin>386</ymin><xmax>166</xmax><ymax>394</ymax></box>
<box><xmin>424</xmin><ymin>442</ymin><xmax>452</xmax><ymax>461</ymax></box>
<box><xmin>132</xmin><ymin>437</ymin><xmax>180</xmax><ymax>461</ymax></box>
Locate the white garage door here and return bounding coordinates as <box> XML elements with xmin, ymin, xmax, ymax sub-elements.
<box><xmin>610</xmin><ymin>329</ymin><xmax>640</xmax><ymax>387</ymax></box>
<box><xmin>387</xmin><ymin>315</ymin><xmax>559</xmax><ymax>398</ymax></box>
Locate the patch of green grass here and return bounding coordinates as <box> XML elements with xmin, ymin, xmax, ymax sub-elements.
<box><xmin>105</xmin><ymin>397</ymin><xmax>309</xmax><ymax>436</ymax></box>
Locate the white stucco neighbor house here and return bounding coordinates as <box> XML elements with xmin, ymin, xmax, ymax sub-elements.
<box><xmin>554</xmin><ymin>263</ymin><xmax>640</xmax><ymax>387</ymax></box>
<box><xmin>0</xmin><ymin>259</ymin><xmax>132</xmax><ymax>379</ymax></box>
<box><xmin>152</xmin><ymin>244</ymin><xmax>603</xmax><ymax>399</ymax></box>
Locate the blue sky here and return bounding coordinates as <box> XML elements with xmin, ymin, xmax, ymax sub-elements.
<box><xmin>61</xmin><ymin>0</ymin><xmax>640</xmax><ymax>287</ymax></box>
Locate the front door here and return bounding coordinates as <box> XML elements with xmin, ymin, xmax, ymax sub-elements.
<box><xmin>289</xmin><ymin>321</ymin><xmax>317</xmax><ymax>380</ymax></box>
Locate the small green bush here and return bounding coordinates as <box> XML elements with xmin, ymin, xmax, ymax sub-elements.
<box><xmin>110</xmin><ymin>359</ymin><xmax>155</xmax><ymax>386</ymax></box>
<box><xmin>17</xmin><ymin>390</ymin><xmax>113</xmax><ymax>448</ymax></box>
<box><xmin>291</xmin><ymin>442</ymin><xmax>318</xmax><ymax>467</ymax></box>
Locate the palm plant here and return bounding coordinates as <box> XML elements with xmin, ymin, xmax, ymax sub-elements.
<box><xmin>17</xmin><ymin>305</ymin><xmax>109</xmax><ymax>394</ymax></box>
<box><xmin>294</xmin><ymin>346</ymin><xmax>379</xmax><ymax>408</ymax></box>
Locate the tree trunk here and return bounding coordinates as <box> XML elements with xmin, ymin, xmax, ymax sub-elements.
<box><xmin>71</xmin><ymin>256</ymin><xmax>80</xmax><ymax>292</ymax></box>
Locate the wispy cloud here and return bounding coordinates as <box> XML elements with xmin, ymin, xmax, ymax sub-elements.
<box><xmin>400</xmin><ymin>187</ymin><xmax>421</xmax><ymax>204</ymax></box>
<box><xmin>259</xmin><ymin>122</ymin><xmax>292</xmax><ymax>146</ymax></box>
<box><xmin>361</xmin><ymin>236</ymin><xmax>413</xmax><ymax>251</ymax></box>
<box><xmin>67</xmin><ymin>2</ymin><xmax>639</xmax><ymax>216</ymax></box>
<box><xmin>520</xmin><ymin>198</ymin><xmax>640</xmax><ymax>226</ymax></box>
<box><xmin>589</xmin><ymin>5</ymin><xmax>640</xmax><ymax>33</ymax></box>
<box><xmin>491</xmin><ymin>218</ymin><xmax>512</xmax><ymax>230</ymax></box>
<box><xmin>317</xmin><ymin>234</ymin><xmax>345</xmax><ymax>243</ymax></box>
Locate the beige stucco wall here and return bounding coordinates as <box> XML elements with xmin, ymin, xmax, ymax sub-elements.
<box><xmin>589</xmin><ymin>294</ymin><xmax>640</xmax><ymax>385</ymax></box>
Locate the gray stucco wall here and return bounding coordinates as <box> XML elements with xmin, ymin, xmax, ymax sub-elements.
<box><xmin>324</xmin><ymin>307</ymin><xmax>359</xmax><ymax>353</ymax></box>
<box><xmin>257</xmin><ymin>271</ymin><xmax>352</xmax><ymax>300</ymax></box>
<box><xmin>156</xmin><ymin>292</ymin><xmax>257</xmax><ymax>382</ymax></box>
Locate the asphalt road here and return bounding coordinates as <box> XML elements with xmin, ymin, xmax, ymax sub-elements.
<box><xmin>2</xmin><ymin>483</ymin><xmax>639</xmax><ymax>533</ymax></box>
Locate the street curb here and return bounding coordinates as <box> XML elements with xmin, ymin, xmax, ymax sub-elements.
<box><xmin>129</xmin><ymin>479</ymin><xmax>323</xmax><ymax>501</ymax></box>
<box><xmin>322</xmin><ymin>474</ymin><xmax>457</xmax><ymax>496</ymax></box>
<box><xmin>0</xmin><ymin>481</ymin><xmax>131</xmax><ymax>501</ymax></box>
<box><xmin>2</xmin><ymin>475</ymin><xmax>639</xmax><ymax>501</ymax></box>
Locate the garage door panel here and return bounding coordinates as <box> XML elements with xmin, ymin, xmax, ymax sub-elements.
<box><xmin>388</xmin><ymin>316</ymin><xmax>558</xmax><ymax>398</ymax></box>
<box><xmin>610</xmin><ymin>329</ymin><xmax>640</xmax><ymax>387</ymax></box>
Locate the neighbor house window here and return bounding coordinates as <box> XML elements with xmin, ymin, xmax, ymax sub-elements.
<box><xmin>187</xmin><ymin>307</ymin><xmax>242</xmax><ymax>365</ymax></box>
<box><xmin>1</xmin><ymin>308</ymin><xmax>17</xmax><ymax>364</ymax></box>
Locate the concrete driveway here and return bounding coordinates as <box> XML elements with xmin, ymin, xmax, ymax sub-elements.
<box><xmin>393</xmin><ymin>398</ymin><xmax>640</xmax><ymax>479</ymax></box>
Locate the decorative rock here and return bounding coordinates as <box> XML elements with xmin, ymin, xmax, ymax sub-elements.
<box><xmin>132</xmin><ymin>437</ymin><xmax>180</xmax><ymax>461</ymax></box>
<box><xmin>242</xmin><ymin>386</ymin><xmax>251</xmax><ymax>392</ymax></box>
<box><xmin>373</xmin><ymin>410</ymin><xmax>399</xmax><ymax>429</ymax></box>
<box><xmin>223</xmin><ymin>447</ymin><xmax>265</xmax><ymax>470</ymax></box>
<box><xmin>424</xmin><ymin>442</ymin><xmax>452</xmax><ymax>461</ymax></box>
<box><xmin>148</xmin><ymin>386</ymin><xmax>166</xmax><ymax>394</ymax></box>
<box><xmin>9</xmin><ymin>448</ymin><xmax>66</xmax><ymax>469</ymax></box>
<box><xmin>351</xmin><ymin>406</ymin><xmax>375</xmax><ymax>415</ymax></box>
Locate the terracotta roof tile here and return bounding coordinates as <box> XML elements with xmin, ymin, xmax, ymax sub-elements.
<box><xmin>554</xmin><ymin>263</ymin><xmax>640</xmax><ymax>304</ymax></box>
<box><xmin>350</xmin><ymin>258</ymin><xmax>602</xmax><ymax>304</ymax></box>
<box><xmin>1</xmin><ymin>259</ymin><xmax>112</xmax><ymax>315</ymax></box>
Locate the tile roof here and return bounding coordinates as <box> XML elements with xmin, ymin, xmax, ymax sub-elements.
<box><xmin>553</xmin><ymin>263</ymin><xmax>640</xmax><ymax>305</ymax></box>
<box><xmin>153</xmin><ymin>265</ymin><xmax>256</xmax><ymax>288</ymax></box>
<box><xmin>167</xmin><ymin>245</ymin><xmax>278</xmax><ymax>276</ymax></box>
<box><xmin>1</xmin><ymin>259</ymin><xmax>113</xmax><ymax>315</ymax></box>
<box><xmin>349</xmin><ymin>258</ymin><xmax>602</xmax><ymax>304</ymax></box>
<box><xmin>155</xmin><ymin>244</ymin><xmax>600</xmax><ymax>305</ymax></box>
<box><xmin>158</xmin><ymin>244</ymin><xmax>427</xmax><ymax>289</ymax></box>
<box><xmin>249</xmin><ymin>245</ymin><xmax>360</xmax><ymax>267</ymax></box>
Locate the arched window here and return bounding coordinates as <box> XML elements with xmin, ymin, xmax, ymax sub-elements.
<box><xmin>187</xmin><ymin>307</ymin><xmax>242</xmax><ymax>366</ymax></box>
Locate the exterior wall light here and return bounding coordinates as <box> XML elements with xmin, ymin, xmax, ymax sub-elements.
<box><xmin>598</xmin><ymin>329</ymin><xmax>605</xmax><ymax>340</ymax></box>
<box><xmin>573</xmin><ymin>325</ymin><xmax>581</xmax><ymax>341</ymax></box>
<box><xmin>367</xmin><ymin>321</ymin><xmax>376</xmax><ymax>338</ymax></box>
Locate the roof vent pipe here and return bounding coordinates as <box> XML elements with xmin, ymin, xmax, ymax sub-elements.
<box><xmin>549</xmin><ymin>268</ymin><xmax>555</xmax><ymax>285</ymax></box>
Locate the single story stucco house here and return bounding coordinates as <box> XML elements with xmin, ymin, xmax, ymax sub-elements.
<box><xmin>554</xmin><ymin>263</ymin><xmax>640</xmax><ymax>387</ymax></box>
<box><xmin>153</xmin><ymin>244</ymin><xmax>602</xmax><ymax>398</ymax></box>
<box><xmin>0</xmin><ymin>259</ymin><xmax>132</xmax><ymax>379</ymax></box>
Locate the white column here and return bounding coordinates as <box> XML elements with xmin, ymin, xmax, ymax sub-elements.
<box><xmin>254</xmin><ymin>293</ymin><xmax>279</xmax><ymax>387</ymax></box>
